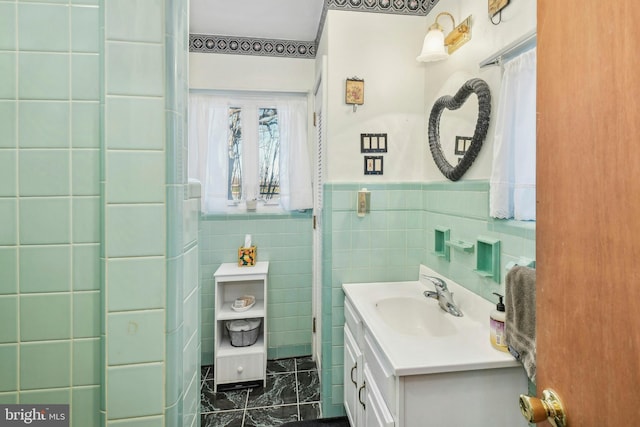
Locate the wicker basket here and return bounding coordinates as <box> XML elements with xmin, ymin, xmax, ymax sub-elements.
<box><xmin>226</xmin><ymin>319</ymin><xmax>261</xmax><ymax>347</ymax></box>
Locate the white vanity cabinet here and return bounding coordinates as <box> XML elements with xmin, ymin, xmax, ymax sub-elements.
<box><xmin>343</xmin><ymin>300</ymin><xmax>364</xmax><ymax>426</ymax></box>
<box><xmin>344</xmin><ymin>298</ymin><xmax>394</xmax><ymax>427</ymax></box>
<box><xmin>213</xmin><ymin>262</ymin><xmax>268</xmax><ymax>391</ymax></box>
<box><xmin>343</xmin><ymin>288</ymin><xmax>527</xmax><ymax>427</ymax></box>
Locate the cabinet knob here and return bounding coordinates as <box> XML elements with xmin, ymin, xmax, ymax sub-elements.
<box><xmin>237</xmin><ymin>366</ymin><xmax>244</xmax><ymax>374</ymax></box>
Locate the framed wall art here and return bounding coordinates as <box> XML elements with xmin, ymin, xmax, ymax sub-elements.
<box><xmin>345</xmin><ymin>77</ymin><xmax>364</xmax><ymax>111</ymax></box>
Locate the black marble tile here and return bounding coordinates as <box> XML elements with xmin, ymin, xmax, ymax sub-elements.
<box><xmin>201</xmin><ymin>410</ymin><xmax>244</xmax><ymax>427</ymax></box>
<box><xmin>201</xmin><ymin>365</ymin><xmax>213</xmax><ymax>382</ymax></box>
<box><xmin>243</xmin><ymin>404</ymin><xmax>299</xmax><ymax>427</ymax></box>
<box><xmin>267</xmin><ymin>358</ymin><xmax>296</xmax><ymax>374</ymax></box>
<box><xmin>299</xmin><ymin>402</ymin><xmax>322</xmax><ymax>420</ymax></box>
<box><xmin>201</xmin><ymin>379</ymin><xmax>248</xmax><ymax>413</ymax></box>
<box><xmin>246</xmin><ymin>373</ymin><xmax>297</xmax><ymax>408</ymax></box>
<box><xmin>297</xmin><ymin>370</ymin><xmax>320</xmax><ymax>403</ymax></box>
<box><xmin>295</xmin><ymin>356</ymin><xmax>316</xmax><ymax>371</ymax></box>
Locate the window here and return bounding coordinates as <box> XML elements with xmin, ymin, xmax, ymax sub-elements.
<box><xmin>188</xmin><ymin>92</ymin><xmax>313</xmax><ymax>214</ymax></box>
<box><xmin>227</xmin><ymin>106</ymin><xmax>280</xmax><ymax>203</ymax></box>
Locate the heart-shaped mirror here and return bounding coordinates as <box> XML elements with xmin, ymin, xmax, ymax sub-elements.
<box><xmin>428</xmin><ymin>78</ymin><xmax>491</xmax><ymax>181</ymax></box>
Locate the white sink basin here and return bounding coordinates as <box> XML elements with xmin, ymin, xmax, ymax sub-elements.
<box><xmin>343</xmin><ymin>265</ymin><xmax>521</xmax><ymax>376</ymax></box>
<box><xmin>375</xmin><ymin>297</ymin><xmax>458</xmax><ymax>337</ymax></box>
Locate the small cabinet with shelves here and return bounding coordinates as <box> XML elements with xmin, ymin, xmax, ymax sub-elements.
<box><xmin>213</xmin><ymin>261</ymin><xmax>268</xmax><ymax>391</ymax></box>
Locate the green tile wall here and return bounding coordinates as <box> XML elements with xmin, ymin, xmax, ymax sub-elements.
<box><xmin>0</xmin><ymin>0</ymin><xmax>103</xmax><ymax>423</ymax></box>
<box><xmin>199</xmin><ymin>212</ymin><xmax>314</xmax><ymax>364</ymax></box>
<box><xmin>320</xmin><ymin>181</ymin><xmax>536</xmax><ymax>417</ymax></box>
<box><xmin>1</xmin><ymin>0</ymin><xmax>193</xmax><ymax>425</ymax></box>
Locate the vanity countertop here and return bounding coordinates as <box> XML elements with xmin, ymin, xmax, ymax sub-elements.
<box><xmin>343</xmin><ymin>265</ymin><xmax>520</xmax><ymax>376</ymax></box>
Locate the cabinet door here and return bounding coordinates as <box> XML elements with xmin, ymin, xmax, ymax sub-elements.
<box><xmin>343</xmin><ymin>325</ymin><xmax>361</xmax><ymax>427</ymax></box>
<box><xmin>364</xmin><ymin>366</ymin><xmax>394</xmax><ymax>427</ymax></box>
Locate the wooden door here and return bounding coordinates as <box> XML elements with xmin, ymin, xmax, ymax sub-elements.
<box><xmin>536</xmin><ymin>1</ymin><xmax>640</xmax><ymax>425</ymax></box>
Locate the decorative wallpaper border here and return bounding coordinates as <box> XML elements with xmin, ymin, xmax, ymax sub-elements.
<box><xmin>189</xmin><ymin>34</ymin><xmax>316</xmax><ymax>58</ymax></box>
<box><xmin>189</xmin><ymin>0</ymin><xmax>439</xmax><ymax>59</ymax></box>
<box><xmin>328</xmin><ymin>0</ymin><xmax>438</xmax><ymax>15</ymax></box>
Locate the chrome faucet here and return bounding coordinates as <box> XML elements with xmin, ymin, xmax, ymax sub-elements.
<box><xmin>421</xmin><ymin>275</ymin><xmax>463</xmax><ymax>317</ymax></box>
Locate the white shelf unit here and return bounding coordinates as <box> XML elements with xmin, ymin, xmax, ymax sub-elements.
<box><xmin>213</xmin><ymin>261</ymin><xmax>269</xmax><ymax>391</ymax></box>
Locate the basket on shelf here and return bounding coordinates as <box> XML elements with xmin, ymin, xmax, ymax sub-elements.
<box><xmin>226</xmin><ymin>318</ymin><xmax>261</xmax><ymax>347</ymax></box>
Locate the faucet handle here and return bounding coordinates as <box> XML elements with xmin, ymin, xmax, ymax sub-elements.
<box><xmin>421</xmin><ymin>275</ymin><xmax>448</xmax><ymax>291</ymax></box>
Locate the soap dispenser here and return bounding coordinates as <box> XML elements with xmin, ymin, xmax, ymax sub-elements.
<box><xmin>490</xmin><ymin>292</ymin><xmax>508</xmax><ymax>352</ymax></box>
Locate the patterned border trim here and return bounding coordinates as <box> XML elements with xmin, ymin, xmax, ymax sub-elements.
<box><xmin>328</xmin><ymin>0</ymin><xmax>438</xmax><ymax>15</ymax></box>
<box><xmin>190</xmin><ymin>34</ymin><xmax>316</xmax><ymax>58</ymax></box>
<box><xmin>189</xmin><ymin>0</ymin><xmax>439</xmax><ymax>58</ymax></box>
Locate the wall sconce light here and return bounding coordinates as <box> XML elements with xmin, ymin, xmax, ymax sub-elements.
<box><xmin>417</xmin><ymin>12</ymin><xmax>472</xmax><ymax>62</ymax></box>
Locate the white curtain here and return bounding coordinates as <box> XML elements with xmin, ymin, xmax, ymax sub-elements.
<box><xmin>277</xmin><ymin>97</ymin><xmax>313</xmax><ymax>211</ymax></box>
<box><xmin>489</xmin><ymin>48</ymin><xmax>537</xmax><ymax>221</ymax></box>
<box><xmin>188</xmin><ymin>93</ymin><xmax>230</xmax><ymax>213</ymax></box>
<box><xmin>188</xmin><ymin>92</ymin><xmax>313</xmax><ymax>213</ymax></box>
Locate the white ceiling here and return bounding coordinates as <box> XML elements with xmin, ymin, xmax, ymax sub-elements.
<box><xmin>189</xmin><ymin>0</ymin><xmax>326</xmax><ymax>41</ymax></box>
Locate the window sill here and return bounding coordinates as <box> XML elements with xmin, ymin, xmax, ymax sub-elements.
<box><xmin>201</xmin><ymin>208</ymin><xmax>312</xmax><ymax>221</ymax></box>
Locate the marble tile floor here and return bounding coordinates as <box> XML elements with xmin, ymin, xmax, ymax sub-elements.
<box><xmin>201</xmin><ymin>356</ymin><xmax>322</xmax><ymax>427</ymax></box>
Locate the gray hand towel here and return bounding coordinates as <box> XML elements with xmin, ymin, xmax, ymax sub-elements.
<box><xmin>504</xmin><ymin>265</ymin><xmax>536</xmax><ymax>382</ymax></box>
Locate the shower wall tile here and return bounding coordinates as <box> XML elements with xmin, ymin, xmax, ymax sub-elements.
<box><xmin>0</xmin><ymin>199</ymin><xmax>17</xmax><ymax>246</ymax></box>
<box><xmin>0</xmin><ymin>53</ymin><xmax>16</xmax><ymax>99</ymax></box>
<box><xmin>17</xmin><ymin>3</ymin><xmax>69</xmax><ymax>52</ymax></box>
<box><xmin>105</xmin><ymin>97</ymin><xmax>165</xmax><ymax>150</ymax></box>
<box><xmin>73</xmin><ymin>291</ymin><xmax>101</xmax><ymax>338</ymax></box>
<box><xmin>0</xmin><ymin>3</ymin><xmax>16</xmax><ymax>51</ymax></box>
<box><xmin>72</xmin><ymin>102</ymin><xmax>100</xmax><ymax>148</ymax></box>
<box><xmin>19</xmin><ymin>197</ymin><xmax>70</xmax><ymax>244</ymax></box>
<box><xmin>20</xmin><ymin>293</ymin><xmax>71</xmax><ymax>341</ymax></box>
<box><xmin>107</xmin><ymin>257</ymin><xmax>166</xmax><ymax>311</ymax></box>
<box><xmin>7</xmin><ymin>0</ymin><xmax>103</xmax><ymax>419</ymax></box>
<box><xmin>72</xmin><ymin>54</ymin><xmax>100</xmax><ymax>100</ymax></box>
<box><xmin>108</xmin><ymin>310</ymin><xmax>164</xmax><ymax>365</ymax></box>
<box><xmin>0</xmin><ymin>102</ymin><xmax>16</xmax><ymax>147</ymax></box>
<box><xmin>0</xmin><ymin>248</ymin><xmax>17</xmax><ymax>295</ymax></box>
<box><xmin>0</xmin><ymin>296</ymin><xmax>17</xmax><ymax>343</ymax></box>
<box><xmin>106</xmin><ymin>204</ymin><xmax>166</xmax><ymax>257</ymax></box>
<box><xmin>18</xmin><ymin>149</ymin><xmax>70</xmax><ymax>196</ymax></box>
<box><xmin>106</xmin><ymin>0</ymin><xmax>163</xmax><ymax>43</ymax></box>
<box><xmin>72</xmin><ymin>386</ymin><xmax>101</xmax><ymax>427</ymax></box>
<box><xmin>19</xmin><ymin>0</ymin><xmax>68</xmax><ymax>4</ymax></box>
<box><xmin>71</xmin><ymin>5</ymin><xmax>99</xmax><ymax>53</ymax></box>
<box><xmin>18</xmin><ymin>53</ymin><xmax>69</xmax><ymax>100</ymax></box>
<box><xmin>106</xmin><ymin>151</ymin><xmax>165</xmax><ymax>203</ymax></box>
<box><xmin>0</xmin><ymin>394</ymin><xmax>17</xmax><ymax>405</ymax></box>
<box><xmin>72</xmin><ymin>196</ymin><xmax>100</xmax><ymax>243</ymax></box>
<box><xmin>72</xmin><ymin>338</ymin><xmax>100</xmax><ymax>388</ymax></box>
<box><xmin>0</xmin><ymin>344</ymin><xmax>18</xmax><ymax>392</ymax></box>
<box><xmin>108</xmin><ymin>416</ymin><xmax>164</xmax><ymax>427</ymax></box>
<box><xmin>107</xmin><ymin>363</ymin><xmax>164</xmax><ymax>419</ymax></box>
<box><xmin>19</xmin><ymin>245</ymin><xmax>71</xmax><ymax>293</ymax></box>
<box><xmin>72</xmin><ymin>150</ymin><xmax>100</xmax><ymax>195</ymax></box>
<box><xmin>106</xmin><ymin>42</ymin><xmax>163</xmax><ymax>97</ymax></box>
<box><xmin>18</xmin><ymin>101</ymin><xmax>69</xmax><ymax>148</ymax></box>
<box><xmin>19</xmin><ymin>389</ymin><xmax>70</xmax><ymax>405</ymax></box>
<box><xmin>73</xmin><ymin>244</ymin><xmax>100</xmax><ymax>291</ymax></box>
<box><xmin>20</xmin><ymin>341</ymin><xmax>71</xmax><ymax>390</ymax></box>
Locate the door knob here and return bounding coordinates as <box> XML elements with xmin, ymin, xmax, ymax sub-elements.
<box><xmin>519</xmin><ymin>389</ymin><xmax>566</xmax><ymax>427</ymax></box>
